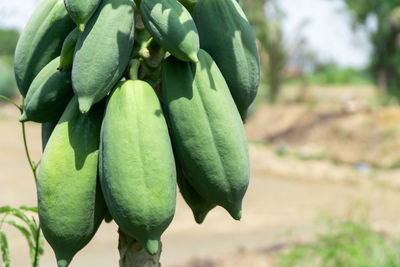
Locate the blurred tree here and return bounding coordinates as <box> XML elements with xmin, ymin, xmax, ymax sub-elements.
<box><xmin>242</xmin><ymin>0</ymin><xmax>287</xmax><ymax>103</ymax></box>
<box><xmin>0</xmin><ymin>28</ymin><xmax>19</xmax><ymax>99</ymax></box>
<box><xmin>0</xmin><ymin>29</ymin><xmax>19</xmax><ymax>58</ymax></box>
<box><xmin>344</xmin><ymin>0</ymin><xmax>400</xmax><ymax>99</ymax></box>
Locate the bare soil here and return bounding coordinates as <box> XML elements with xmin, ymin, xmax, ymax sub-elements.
<box><xmin>2</xmin><ymin>85</ymin><xmax>400</xmax><ymax>267</ymax></box>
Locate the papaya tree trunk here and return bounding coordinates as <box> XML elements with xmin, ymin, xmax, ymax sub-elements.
<box><xmin>118</xmin><ymin>229</ymin><xmax>162</xmax><ymax>267</ymax></box>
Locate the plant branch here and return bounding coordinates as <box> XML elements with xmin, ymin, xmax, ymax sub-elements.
<box><xmin>0</xmin><ymin>95</ymin><xmax>22</xmax><ymax>111</ymax></box>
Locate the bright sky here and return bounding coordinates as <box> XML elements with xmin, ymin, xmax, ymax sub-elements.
<box><xmin>0</xmin><ymin>0</ymin><xmax>372</xmax><ymax>68</ymax></box>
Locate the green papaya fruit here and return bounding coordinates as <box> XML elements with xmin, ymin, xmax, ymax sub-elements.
<box><xmin>140</xmin><ymin>0</ymin><xmax>199</xmax><ymax>62</ymax></box>
<box><xmin>162</xmin><ymin>49</ymin><xmax>249</xmax><ymax>220</ymax></box>
<box><xmin>37</xmin><ymin>97</ymin><xmax>106</xmax><ymax>267</ymax></box>
<box><xmin>20</xmin><ymin>57</ymin><xmax>73</xmax><ymax>123</ymax></box>
<box><xmin>99</xmin><ymin>80</ymin><xmax>176</xmax><ymax>255</ymax></box>
<box><xmin>64</xmin><ymin>0</ymin><xmax>101</xmax><ymax>31</ymax></box>
<box><xmin>72</xmin><ymin>0</ymin><xmax>136</xmax><ymax>113</ymax></box>
<box><xmin>176</xmin><ymin>162</ymin><xmax>215</xmax><ymax>224</ymax></box>
<box><xmin>41</xmin><ymin>120</ymin><xmax>59</xmax><ymax>151</ymax></box>
<box><xmin>58</xmin><ymin>27</ymin><xmax>80</xmax><ymax>70</ymax></box>
<box><xmin>14</xmin><ymin>0</ymin><xmax>75</xmax><ymax>97</ymax></box>
<box><xmin>194</xmin><ymin>0</ymin><xmax>260</xmax><ymax>119</ymax></box>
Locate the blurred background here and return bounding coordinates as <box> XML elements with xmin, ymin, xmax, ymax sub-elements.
<box><xmin>2</xmin><ymin>0</ymin><xmax>400</xmax><ymax>266</ymax></box>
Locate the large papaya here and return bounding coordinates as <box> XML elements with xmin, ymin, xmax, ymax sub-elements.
<box><xmin>14</xmin><ymin>0</ymin><xmax>75</xmax><ymax>97</ymax></box>
<box><xmin>176</xmin><ymin>162</ymin><xmax>215</xmax><ymax>224</ymax></box>
<box><xmin>162</xmin><ymin>49</ymin><xmax>249</xmax><ymax>220</ymax></box>
<box><xmin>72</xmin><ymin>0</ymin><xmax>136</xmax><ymax>113</ymax></box>
<box><xmin>58</xmin><ymin>27</ymin><xmax>80</xmax><ymax>70</ymax></box>
<box><xmin>64</xmin><ymin>0</ymin><xmax>101</xmax><ymax>32</ymax></box>
<box><xmin>194</xmin><ymin>0</ymin><xmax>260</xmax><ymax>119</ymax></box>
<box><xmin>140</xmin><ymin>0</ymin><xmax>199</xmax><ymax>62</ymax></box>
<box><xmin>99</xmin><ymin>80</ymin><xmax>176</xmax><ymax>255</ymax></box>
<box><xmin>37</xmin><ymin>97</ymin><xmax>106</xmax><ymax>267</ymax></box>
<box><xmin>20</xmin><ymin>57</ymin><xmax>73</xmax><ymax>123</ymax></box>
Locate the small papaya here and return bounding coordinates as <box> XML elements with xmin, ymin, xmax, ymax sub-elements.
<box><xmin>162</xmin><ymin>49</ymin><xmax>250</xmax><ymax>220</ymax></box>
<box><xmin>58</xmin><ymin>27</ymin><xmax>80</xmax><ymax>70</ymax></box>
<box><xmin>194</xmin><ymin>0</ymin><xmax>260</xmax><ymax>119</ymax></box>
<box><xmin>99</xmin><ymin>80</ymin><xmax>176</xmax><ymax>255</ymax></box>
<box><xmin>140</xmin><ymin>0</ymin><xmax>199</xmax><ymax>62</ymax></box>
<box><xmin>14</xmin><ymin>0</ymin><xmax>75</xmax><ymax>97</ymax></box>
<box><xmin>37</xmin><ymin>97</ymin><xmax>106</xmax><ymax>267</ymax></box>
<box><xmin>72</xmin><ymin>0</ymin><xmax>136</xmax><ymax>113</ymax></box>
<box><xmin>20</xmin><ymin>57</ymin><xmax>73</xmax><ymax>123</ymax></box>
<box><xmin>41</xmin><ymin>120</ymin><xmax>58</xmax><ymax>151</ymax></box>
<box><xmin>64</xmin><ymin>0</ymin><xmax>101</xmax><ymax>32</ymax></box>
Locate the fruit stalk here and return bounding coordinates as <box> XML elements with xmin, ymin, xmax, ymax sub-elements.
<box><xmin>118</xmin><ymin>229</ymin><xmax>161</xmax><ymax>267</ymax></box>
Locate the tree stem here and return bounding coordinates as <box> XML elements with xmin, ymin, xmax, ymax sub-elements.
<box><xmin>118</xmin><ymin>229</ymin><xmax>161</xmax><ymax>267</ymax></box>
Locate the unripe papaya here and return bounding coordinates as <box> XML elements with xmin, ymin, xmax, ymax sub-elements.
<box><xmin>37</xmin><ymin>97</ymin><xmax>106</xmax><ymax>267</ymax></box>
<box><xmin>14</xmin><ymin>0</ymin><xmax>75</xmax><ymax>97</ymax></box>
<box><xmin>64</xmin><ymin>0</ymin><xmax>101</xmax><ymax>32</ymax></box>
<box><xmin>72</xmin><ymin>0</ymin><xmax>136</xmax><ymax>113</ymax></box>
<box><xmin>41</xmin><ymin>120</ymin><xmax>59</xmax><ymax>151</ymax></box>
<box><xmin>58</xmin><ymin>27</ymin><xmax>80</xmax><ymax>70</ymax></box>
<box><xmin>99</xmin><ymin>80</ymin><xmax>176</xmax><ymax>255</ymax></box>
<box><xmin>194</xmin><ymin>0</ymin><xmax>260</xmax><ymax>119</ymax></box>
<box><xmin>162</xmin><ymin>49</ymin><xmax>249</xmax><ymax>220</ymax></box>
<box><xmin>176</xmin><ymin>162</ymin><xmax>215</xmax><ymax>224</ymax></box>
<box><xmin>20</xmin><ymin>57</ymin><xmax>73</xmax><ymax>123</ymax></box>
<box><xmin>140</xmin><ymin>0</ymin><xmax>199</xmax><ymax>62</ymax></box>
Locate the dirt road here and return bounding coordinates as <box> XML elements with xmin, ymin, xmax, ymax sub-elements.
<box><xmin>2</xmin><ymin>101</ymin><xmax>400</xmax><ymax>267</ymax></box>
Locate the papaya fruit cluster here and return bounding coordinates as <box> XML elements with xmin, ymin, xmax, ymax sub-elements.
<box><xmin>14</xmin><ymin>0</ymin><xmax>260</xmax><ymax>266</ymax></box>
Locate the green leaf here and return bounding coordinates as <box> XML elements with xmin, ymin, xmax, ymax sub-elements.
<box><xmin>0</xmin><ymin>230</ymin><xmax>10</xmax><ymax>267</ymax></box>
<box><xmin>4</xmin><ymin>219</ymin><xmax>36</xmax><ymax>265</ymax></box>
<box><xmin>0</xmin><ymin>206</ymin><xmax>37</xmax><ymax>237</ymax></box>
<box><xmin>19</xmin><ymin>206</ymin><xmax>38</xmax><ymax>213</ymax></box>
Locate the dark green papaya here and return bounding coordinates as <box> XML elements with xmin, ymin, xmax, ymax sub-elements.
<box><xmin>58</xmin><ymin>27</ymin><xmax>80</xmax><ymax>70</ymax></box>
<box><xmin>194</xmin><ymin>0</ymin><xmax>260</xmax><ymax>119</ymax></box>
<box><xmin>64</xmin><ymin>0</ymin><xmax>101</xmax><ymax>31</ymax></box>
<box><xmin>72</xmin><ymin>0</ymin><xmax>136</xmax><ymax>113</ymax></box>
<box><xmin>14</xmin><ymin>0</ymin><xmax>75</xmax><ymax>97</ymax></box>
<box><xmin>20</xmin><ymin>57</ymin><xmax>73</xmax><ymax>123</ymax></box>
<box><xmin>176</xmin><ymin>163</ymin><xmax>215</xmax><ymax>224</ymax></box>
<box><xmin>41</xmin><ymin>120</ymin><xmax>59</xmax><ymax>151</ymax></box>
<box><xmin>37</xmin><ymin>97</ymin><xmax>106</xmax><ymax>267</ymax></box>
<box><xmin>162</xmin><ymin>49</ymin><xmax>249</xmax><ymax>220</ymax></box>
<box><xmin>99</xmin><ymin>80</ymin><xmax>176</xmax><ymax>255</ymax></box>
<box><xmin>140</xmin><ymin>0</ymin><xmax>199</xmax><ymax>62</ymax></box>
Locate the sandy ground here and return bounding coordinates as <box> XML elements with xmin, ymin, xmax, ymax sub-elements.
<box><xmin>2</xmin><ymin>88</ymin><xmax>400</xmax><ymax>266</ymax></box>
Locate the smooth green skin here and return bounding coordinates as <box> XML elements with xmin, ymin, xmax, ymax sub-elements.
<box><xmin>162</xmin><ymin>49</ymin><xmax>249</xmax><ymax>220</ymax></box>
<box><xmin>176</xmin><ymin>163</ymin><xmax>215</xmax><ymax>224</ymax></box>
<box><xmin>20</xmin><ymin>57</ymin><xmax>73</xmax><ymax>123</ymax></box>
<box><xmin>14</xmin><ymin>0</ymin><xmax>75</xmax><ymax>97</ymax></box>
<box><xmin>41</xmin><ymin>120</ymin><xmax>59</xmax><ymax>151</ymax></box>
<box><xmin>58</xmin><ymin>27</ymin><xmax>80</xmax><ymax>70</ymax></box>
<box><xmin>99</xmin><ymin>80</ymin><xmax>176</xmax><ymax>255</ymax></box>
<box><xmin>194</xmin><ymin>0</ymin><xmax>260</xmax><ymax>120</ymax></box>
<box><xmin>38</xmin><ymin>97</ymin><xmax>106</xmax><ymax>267</ymax></box>
<box><xmin>140</xmin><ymin>0</ymin><xmax>199</xmax><ymax>62</ymax></box>
<box><xmin>64</xmin><ymin>0</ymin><xmax>101</xmax><ymax>31</ymax></box>
<box><xmin>72</xmin><ymin>0</ymin><xmax>136</xmax><ymax>113</ymax></box>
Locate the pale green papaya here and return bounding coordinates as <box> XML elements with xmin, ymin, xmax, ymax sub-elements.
<box><xmin>64</xmin><ymin>0</ymin><xmax>101</xmax><ymax>31</ymax></box>
<box><xmin>58</xmin><ymin>27</ymin><xmax>80</xmax><ymax>70</ymax></box>
<box><xmin>176</xmin><ymin>162</ymin><xmax>215</xmax><ymax>224</ymax></box>
<box><xmin>140</xmin><ymin>0</ymin><xmax>199</xmax><ymax>62</ymax></box>
<box><xmin>72</xmin><ymin>0</ymin><xmax>136</xmax><ymax>113</ymax></box>
<box><xmin>14</xmin><ymin>0</ymin><xmax>75</xmax><ymax>97</ymax></box>
<box><xmin>20</xmin><ymin>57</ymin><xmax>73</xmax><ymax>123</ymax></box>
<box><xmin>162</xmin><ymin>49</ymin><xmax>249</xmax><ymax>220</ymax></box>
<box><xmin>37</xmin><ymin>97</ymin><xmax>106</xmax><ymax>267</ymax></box>
<box><xmin>99</xmin><ymin>80</ymin><xmax>176</xmax><ymax>255</ymax></box>
<box><xmin>194</xmin><ymin>0</ymin><xmax>260</xmax><ymax>119</ymax></box>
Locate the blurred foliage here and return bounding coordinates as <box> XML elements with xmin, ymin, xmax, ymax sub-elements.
<box><xmin>0</xmin><ymin>28</ymin><xmax>18</xmax><ymax>100</ymax></box>
<box><xmin>278</xmin><ymin>217</ymin><xmax>400</xmax><ymax>267</ymax></box>
<box><xmin>344</xmin><ymin>0</ymin><xmax>400</xmax><ymax>100</ymax></box>
<box><xmin>242</xmin><ymin>0</ymin><xmax>286</xmax><ymax>103</ymax></box>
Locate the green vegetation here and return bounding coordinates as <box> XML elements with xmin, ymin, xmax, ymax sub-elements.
<box><xmin>0</xmin><ymin>29</ymin><xmax>19</xmax><ymax>100</ymax></box>
<box><xmin>278</xmin><ymin>218</ymin><xmax>400</xmax><ymax>267</ymax></box>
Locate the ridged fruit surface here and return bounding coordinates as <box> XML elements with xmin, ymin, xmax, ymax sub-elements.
<box><xmin>194</xmin><ymin>0</ymin><xmax>260</xmax><ymax>119</ymax></box>
<box><xmin>162</xmin><ymin>49</ymin><xmax>249</xmax><ymax>220</ymax></box>
<box><xmin>14</xmin><ymin>0</ymin><xmax>75</xmax><ymax>97</ymax></box>
<box><xmin>140</xmin><ymin>0</ymin><xmax>199</xmax><ymax>62</ymax></box>
<box><xmin>72</xmin><ymin>0</ymin><xmax>136</xmax><ymax>113</ymax></box>
<box><xmin>99</xmin><ymin>80</ymin><xmax>176</xmax><ymax>255</ymax></box>
<box><xmin>37</xmin><ymin>97</ymin><xmax>106</xmax><ymax>267</ymax></box>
